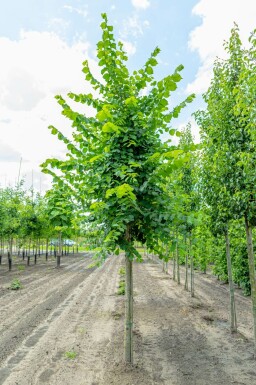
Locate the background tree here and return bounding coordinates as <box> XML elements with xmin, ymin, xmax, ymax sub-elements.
<box><xmin>195</xmin><ymin>25</ymin><xmax>256</xmax><ymax>339</ymax></box>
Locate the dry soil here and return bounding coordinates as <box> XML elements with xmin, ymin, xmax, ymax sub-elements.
<box><xmin>0</xmin><ymin>253</ymin><xmax>255</xmax><ymax>385</ymax></box>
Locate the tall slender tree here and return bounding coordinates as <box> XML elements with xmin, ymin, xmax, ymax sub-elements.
<box><xmin>41</xmin><ymin>14</ymin><xmax>195</xmax><ymax>363</ymax></box>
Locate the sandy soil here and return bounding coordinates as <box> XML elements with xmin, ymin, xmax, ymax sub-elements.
<box><xmin>0</xmin><ymin>253</ymin><xmax>255</xmax><ymax>385</ymax></box>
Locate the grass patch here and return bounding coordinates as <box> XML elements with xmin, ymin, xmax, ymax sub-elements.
<box><xmin>9</xmin><ymin>278</ymin><xmax>22</xmax><ymax>290</ymax></box>
<box><xmin>117</xmin><ymin>279</ymin><xmax>125</xmax><ymax>295</ymax></box>
<box><xmin>17</xmin><ymin>265</ymin><xmax>25</xmax><ymax>271</ymax></box>
<box><xmin>118</xmin><ymin>267</ymin><xmax>125</xmax><ymax>276</ymax></box>
<box><xmin>117</xmin><ymin>266</ymin><xmax>126</xmax><ymax>295</ymax></box>
<box><xmin>64</xmin><ymin>351</ymin><xmax>77</xmax><ymax>360</ymax></box>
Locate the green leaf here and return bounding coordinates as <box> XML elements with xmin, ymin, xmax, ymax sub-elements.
<box><xmin>102</xmin><ymin>122</ymin><xmax>120</xmax><ymax>133</ymax></box>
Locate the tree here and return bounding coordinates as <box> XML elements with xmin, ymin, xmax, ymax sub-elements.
<box><xmin>45</xmin><ymin>185</ymin><xmax>75</xmax><ymax>266</ymax></box>
<box><xmin>41</xmin><ymin>13</ymin><xmax>195</xmax><ymax>363</ymax></box>
<box><xmin>234</xmin><ymin>27</ymin><xmax>256</xmax><ymax>352</ymax></box>
<box><xmin>196</xmin><ymin>25</ymin><xmax>256</xmax><ymax>339</ymax></box>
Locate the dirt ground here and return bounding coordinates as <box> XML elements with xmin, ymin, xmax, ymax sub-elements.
<box><xmin>0</xmin><ymin>253</ymin><xmax>255</xmax><ymax>385</ymax></box>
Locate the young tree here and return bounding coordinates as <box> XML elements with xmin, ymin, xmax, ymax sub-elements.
<box><xmin>234</xmin><ymin>28</ymin><xmax>256</xmax><ymax>352</ymax></box>
<box><xmin>196</xmin><ymin>25</ymin><xmax>256</xmax><ymax>338</ymax></box>
<box><xmin>41</xmin><ymin>14</ymin><xmax>195</xmax><ymax>363</ymax></box>
<box><xmin>45</xmin><ymin>185</ymin><xmax>75</xmax><ymax>266</ymax></box>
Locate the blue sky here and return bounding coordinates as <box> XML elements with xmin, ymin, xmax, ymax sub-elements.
<box><xmin>0</xmin><ymin>0</ymin><xmax>255</xmax><ymax>190</ymax></box>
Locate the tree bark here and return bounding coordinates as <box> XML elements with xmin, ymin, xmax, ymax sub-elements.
<box><xmin>125</xmin><ymin>226</ymin><xmax>133</xmax><ymax>364</ymax></box>
<box><xmin>125</xmin><ymin>253</ymin><xmax>133</xmax><ymax>363</ymax></box>
<box><xmin>173</xmin><ymin>251</ymin><xmax>176</xmax><ymax>281</ymax></box>
<box><xmin>176</xmin><ymin>236</ymin><xmax>180</xmax><ymax>285</ymax></box>
<box><xmin>190</xmin><ymin>235</ymin><xmax>195</xmax><ymax>297</ymax></box>
<box><xmin>245</xmin><ymin>217</ymin><xmax>256</xmax><ymax>356</ymax></box>
<box><xmin>46</xmin><ymin>238</ymin><xmax>49</xmax><ymax>261</ymax></box>
<box><xmin>57</xmin><ymin>232</ymin><xmax>62</xmax><ymax>268</ymax></box>
<box><xmin>184</xmin><ymin>235</ymin><xmax>189</xmax><ymax>291</ymax></box>
<box><xmin>8</xmin><ymin>238</ymin><xmax>13</xmax><ymax>271</ymax></box>
<box><xmin>225</xmin><ymin>228</ymin><xmax>237</xmax><ymax>333</ymax></box>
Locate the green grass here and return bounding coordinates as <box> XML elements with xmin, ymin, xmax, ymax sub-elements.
<box><xmin>118</xmin><ymin>267</ymin><xmax>125</xmax><ymax>276</ymax></box>
<box><xmin>9</xmin><ymin>278</ymin><xmax>22</xmax><ymax>290</ymax></box>
<box><xmin>17</xmin><ymin>265</ymin><xmax>25</xmax><ymax>271</ymax></box>
<box><xmin>64</xmin><ymin>351</ymin><xmax>77</xmax><ymax>360</ymax></box>
<box><xmin>117</xmin><ymin>279</ymin><xmax>125</xmax><ymax>295</ymax></box>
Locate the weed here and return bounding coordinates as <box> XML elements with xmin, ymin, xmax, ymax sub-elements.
<box><xmin>117</xmin><ymin>279</ymin><xmax>125</xmax><ymax>295</ymax></box>
<box><xmin>10</xmin><ymin>278</ymin><xmax>22</xmax><ymax>290</ymax></box>
<box><xmin>17</xmin><ymin>265</ymin><xmax>25</xmax><ymax>271</ymax></box>
<box><xmin>118</xmin><ymin>267</ymin><xmax>125</xmax><ymax>276</ymax></box>
<box><xmin>64</xmin><ymin>351</ymin><xmax>77</xmax><ymax>360</ymax></box>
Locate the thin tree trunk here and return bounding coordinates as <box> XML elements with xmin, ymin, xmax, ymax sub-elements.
<box><xmin>57</xmin><ymin>232</ymin><xmax>62</xmax><ymax>267</ymax></box>
<box><xmin>125</xmin><ymin>226</ymin><xmax>133</xmax><ymax>364</ymax></box>
<box><xmin>225</xmin><ymin>228</ymin><xmax>237</xmax><ymax>333</ymax></box>
<box><xmin>190</xmin><ymin>235</ymin><xmax>195</xmax><ymax>297</ymax></box>
<box><xmin>245</xmin><ymin>217</ymin><xmax>256</xmax><ymax>356</ymax></box>
<box><xmin>172</xmin><ymin>251</ymin><xmax>176</xmax><ymax>281</ymax></box>
<box><xmin>184</xmin><ymin>235</ymin><xmax>188</xmax><ymax>291</ymax></box>
<box><xmin>8</xmin><ymin>238</ymin><xmax>13</xmax><ymax>271</ymax></box>
<box><xmin>176</xmin><ymin>236</ymin><xmax>180</xmax><ymax>285</ymax></box>
<box><xmin>125</xmin><ymin>253</ymin><xmax>133</xmax><ymax>363</ymax></box>
<box><xmin>46</xmin><ymin>238</ymin><xmax>49</xmax><ymax>261</ymax></box>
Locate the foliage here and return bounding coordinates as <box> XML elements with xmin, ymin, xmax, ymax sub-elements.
<box><xmin>17</xmin><ymin>265</ymin><xmax>25</xmax><ymax>271</ymax></box>
<box><xmin>9</xmin><ymin>278</ymin><xmax>22</xmax><ymax>290</ymax></box>
<box><xmin>118</xmin><ymin>267</ymin><xmax>125</xmax><ymax>276</ymax></box>
<box><xmin>64</xmin><ymin>351</ymin><xmax>77</xmax><ymax>360</ymax></box>
<box><xmin>117</xmin><ymin>279</ymin><xmax>125</xmax><ymax>295</ymax></box>
<box><xmin>41</xmin><ymin>13</ymin><xmax>195</xmax><ymax>261</ymax></box>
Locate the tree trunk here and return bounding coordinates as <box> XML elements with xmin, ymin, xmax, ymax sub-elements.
<box><xmin>245</xmin><ymin>217</ymin><xmax>256</xmax><ymax>356</ymax></box>
<box><xmin>225</xmin><ymin>228</ymin><xmax>237</xmax><ymax>333</ymax></box>
<box><xmin>125</xmin><ymin>226</ymin><xmax>133</xmax><ymax>364</ymax></box>
<box><xmin>8</xmin><ymin>238</ymin><xmax>13</xmax><ymax>271</ymax></box>
<box><xmin>46</xmin><ymin>238</ymin><xmax>49</xmax><ymax>261</ymax></box>
<box><xmin>57</xmin><ymin>232</ymin><xmax>62</xmax><ymax>268</ymax></box>
<box><xmin>125</xmin><ymin>253</ymin><xmax>133</xmax><ymax>364</ymax></box>
<box><xmin>184</xmin><ymin>235</ymin><xmax>189</xmax><ymax>291</ymax></box>
<box><xmin>190</xmin><ymin>235</ymin><xmax>195</xmax><ymax>297</ymax></box>
<box><xmin>173</xmin><ymin>251</ymin><xmax>176</xmax><ymax>281</ymax></box>
<box><xmin>176</xmin><ymin>237</ymin><xmax>180</xmax><ymax>285</ymax></box>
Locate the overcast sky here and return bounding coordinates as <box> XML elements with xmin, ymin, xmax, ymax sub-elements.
<box><xmin>0</xmin><ymin>0</ymin><xmax>255</xmax><ymax>192</ymax></box>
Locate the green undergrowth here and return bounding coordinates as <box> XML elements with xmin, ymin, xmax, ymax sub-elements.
<box><xmin>9</xmin><ymin>278</ymin><xmax>22</xmax><ymax>290</ymax></box>
<box><xmin>17</xmin><ymin>265</ymin><xmax>25</xmax><ymax>271</ymax></box>
<box><xmin>64</xmin><ymin>351</ymin><xmax>77</xmax><ymax>360</ymax></box>
<box><xmin>117</xmin><ymin>266</ymin><xmax>125</xmax><ymax>295</ymax></box>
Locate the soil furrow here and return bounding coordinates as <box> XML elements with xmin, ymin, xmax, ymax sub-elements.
<box><xmin>0</xmin><ymin>263</ymin><xmax>96</xmax><ymax>370</ymax></box>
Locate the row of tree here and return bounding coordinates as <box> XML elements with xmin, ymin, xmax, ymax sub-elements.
<box><xmin>40</xmin><ymin>16</ymin><xmax>255</xmax><ymax>360</ymax></box>
<box><xmin>0</xmin><ymin>183</ymin><xmax>81</xmax><ymax>268</ymax></box>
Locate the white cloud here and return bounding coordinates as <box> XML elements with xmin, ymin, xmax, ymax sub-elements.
<box><xmin>63</xmin><ymin>4</ymin><xmax>88</xmax><ymax>18</ymax></box>
<box><xmin>0</xmin><ymin>141</ymin><xmax>22</xmax><ymax>162</ymax></box>
<box><xmin>187</xmin><ymin>0</ymin><xmax>256</xmax><ymax>94</ymax></box>
<box><xmin>131</xmin><ymin>0</ymin><xmax>150</xmax><ymax>10</ymax></box>
<box><xmin>47</xmin><ymin>17</ymin><xmax>70</xmax><ymax>35</ymax></box>
<box><xmin>121</xmin><ymin>15</ymin><xmax>150</xmax><ymax>38</ymax></box>
<box><xmin>0</xmin><ymin>30</ymin><xmax>99</xmax><ymax>191</ymax></box>
<box><xmin>120</xmin><ymin>40</ymin><xmax>137</xmax><ymax>56</ymax></box>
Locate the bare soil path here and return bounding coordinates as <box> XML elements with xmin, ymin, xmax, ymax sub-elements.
<box><xmin>0</xmin><ymin>255</ymin><xmax>255</xmax><ymax>385</ymax></box>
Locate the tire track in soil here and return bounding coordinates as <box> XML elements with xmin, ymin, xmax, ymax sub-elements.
<box><xmin>0</xmin><ymin>255</ymin><xmax>93</xmax><ymax>330</ymax></box>
<box><xmin>150</xmin><ymin>256</ymin><xmax>253</xmax><ymax>339</ymax></box>
<box><xmin>1</xmin><ymin>256</ymin><xmax>255</xmax><ymax>385</ymax></box>
<box><xmin>136</xmin><ymin>260</ymin><xmax>255</xmax><ymax>385</ymax></box>
<box><xmin>0</xmin><ymin>258</ymin><xmax>96</xmax><ymax>383</ymax></box>
<box><xmin>0</xmin><ymin>255</ymin><xmax>122</xmax><ymax>385</ymax></box>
